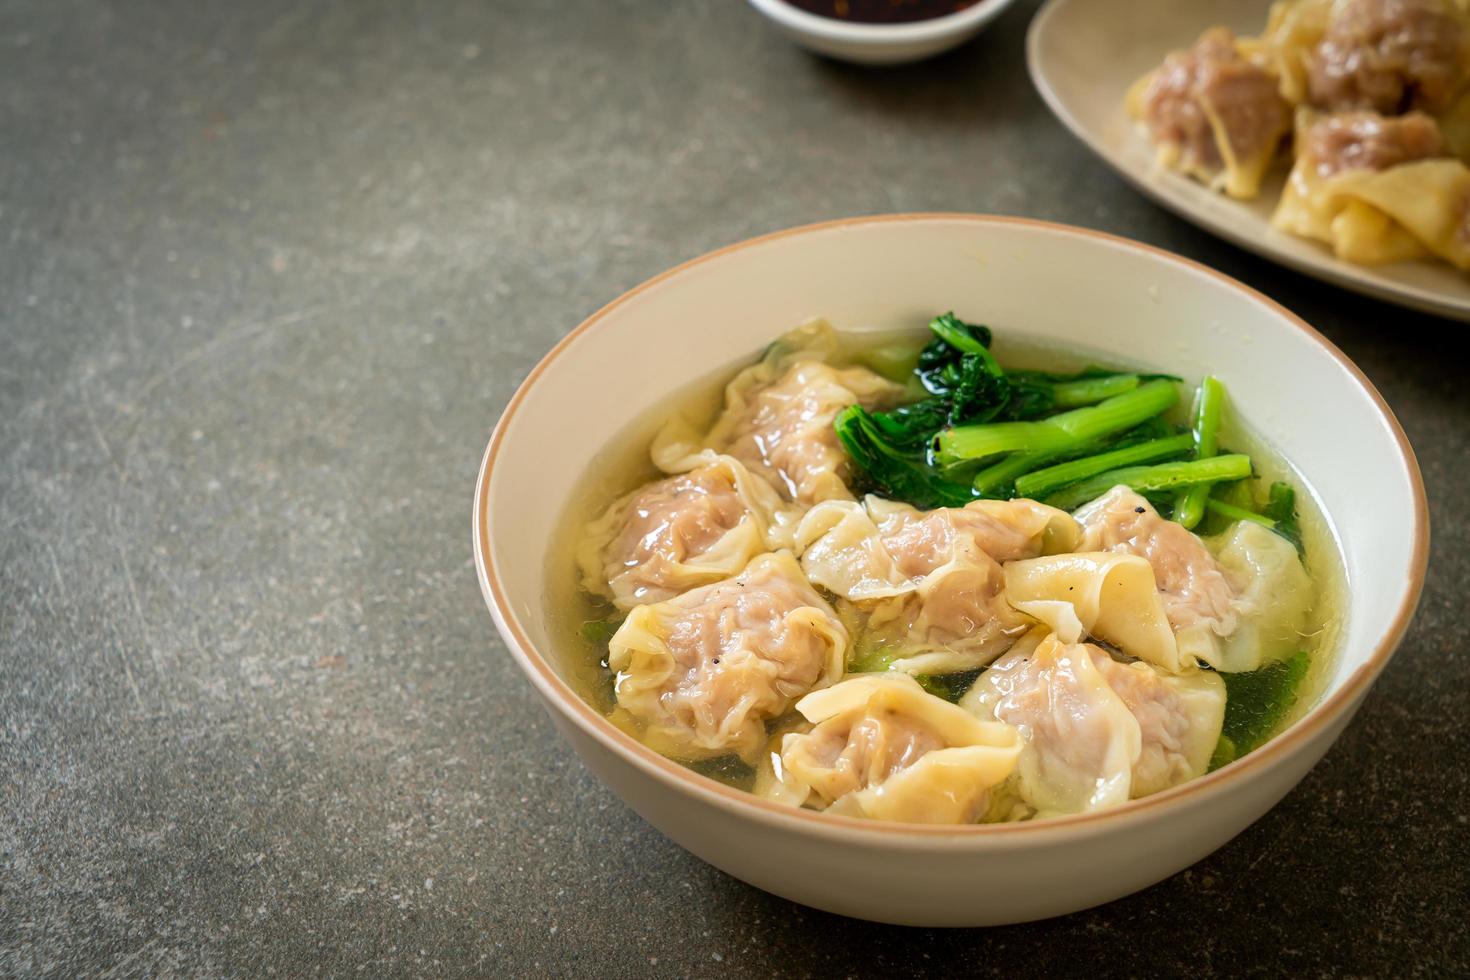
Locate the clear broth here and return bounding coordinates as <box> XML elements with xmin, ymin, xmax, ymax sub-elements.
<box><xmin>546</xmin><ymin>326</ymin><xmax>1346</xmax><ymax>794</ymax></box>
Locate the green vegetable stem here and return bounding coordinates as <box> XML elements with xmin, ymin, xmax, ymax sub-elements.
<box><xmin>1042</xmin><ymin>454</ymin><xmax>1253</xmax><ymax>511</ymax></box>
<box><xmin>1173</xmin><ymin>376</ymin><xmax>1226</xmax><ymax>529</ymax></box>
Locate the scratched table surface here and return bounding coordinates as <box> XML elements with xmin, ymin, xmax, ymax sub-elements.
<box><xmin>2</xmin><ymin>0</ymin><xmax>1467</xmax><ymax>976</ymax></box>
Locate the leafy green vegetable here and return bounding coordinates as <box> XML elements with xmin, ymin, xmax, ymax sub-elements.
<box><xmin>849</xmin><ymin>645</ymin><xmax>898</xmax><ymax>674</ymax></box>
<box><xmin>1000</xmin><ymin>374</ymin><xmax>1058</xmax><ymax>420</ymax></box>
<box><xmin>1199</xmin><ymin>479</ymin><xmax>1304</xmax><ymax>551</ymax></box>
<box><xmin>918</xmin><ymin>669</ymin><xmax>983</xmax><ymax>703</ymax></box>
<box><xmin>580</xmin><ymin>618</ymin><xmax>623</xmax><ymax>646</ymax></box>
<box><xmin>970</xmin><ymin>449</ymin><xmax>1063</xmax><ymax>497</ymax></box>
<box><xmin>913</xmin><ymin>314</ymin><xmax>1148</xmax><ymax>430</ymax></box>
<box><xmin>1042</xmin><ymin>454</ymin><xmax>1254</xmax><ymax>511</ymax></box>
<box><xmin>868</xmin><ymin>397</ymin><xmax>951</xmax><ymax>450</ymax></box>
<box><xmin>1263</xmin><ymin>481</ymin><xmax>1304</xmax><ymax>553</ymax></box>
<box><xmin>946</xmin><ymin>352</ymin><xmax>1012</xmax><ymax>425</ymax></box>
<box><xmin>1199</xmin><ymin>477</ymin><xmax>1256</xmax><ymax>534</ymax></box>
<box><xmin>912</xmin><ymin>314</ymin><xmax>1015</xmax><ymax>424</ymax></box>
<box><xmin>848</xmin><ymin>646</ymin><xmax>981</xmax><ymax>703</ymax></box>
<box><xmin>937</xmin><ymin>419</ymin><xmax>1076</xmax><ymax>463</ymax></box>
<box><xmin>687</xmin><ymin>754</ymin><xmax>757</xmax><ymax>788</ymax></box>
<box><xmin>834</xmin><ymin>405</ymin><xmax>977</xmax><ymax>509</ymax></box>
<box><xmin>1221</xmin><ymin>650</ymin><xmax>1311</xmax><ymax>754</ymax></box>
<box><xmin>926</xmin><ymin>311</ymin><xmax>993</xmax><ymax>357</ymax></box>
<box><xmin>1008</xmin><ymin>366</ymin><xmax>1183</xmax><ymax>397</ymax></box>
<box><xmin>1208</xmin><ymin>735</ymin><xmax>1239</xmax><ymax>772</ymax></box>
<box><xmin>826</xmin><ymin>314</ymin><xmax>1304</xmax><ymax>537</ymax></box>
<box><xmin>1214</xmin><ymin>477</ymin><xmax>1257</xmax><ymax>509</ymax></box>
<box><xmin>1173</xmin><ymin>376</ymin><xmax>1226</xmax><ymax>530</ymax></box>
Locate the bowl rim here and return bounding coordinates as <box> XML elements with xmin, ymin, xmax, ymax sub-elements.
<box><xmin>744</xmin><ymin>0</ymin><xmax>1017</xmax><ymax>44</ymax></box>
<box><xmin>473</xmin><ymin>213</ymin><xmax>1429</xmax><ymax>842</ymax></box>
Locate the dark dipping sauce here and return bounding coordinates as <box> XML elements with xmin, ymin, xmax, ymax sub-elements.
<box><xmin>784</xmin><ymin>0</ymin><xmax>981</xmax><ymax>24</ymax></box>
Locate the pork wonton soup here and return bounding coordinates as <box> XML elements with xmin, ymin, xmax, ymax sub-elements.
<box><xmin>551</xmin><ymin>315</ymin><xmax>1342</xmax><ymax>825</ymax></box>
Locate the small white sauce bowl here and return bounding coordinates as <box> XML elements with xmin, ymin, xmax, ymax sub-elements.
<box><xmin>474</xmin><ymin>215</ymin><xmax>1428</xmax><ymax>926</ymax></box>
<box><xmin>744</xmin><ymin>0</ymin><xmax>1021</xmax><ymax>65</ymax></box>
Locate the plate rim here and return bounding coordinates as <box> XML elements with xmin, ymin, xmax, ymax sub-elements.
<box><xmin>1025</xmin><ymin>0</ymin><xmax>1470</xmax><ymax>323</ymax></box>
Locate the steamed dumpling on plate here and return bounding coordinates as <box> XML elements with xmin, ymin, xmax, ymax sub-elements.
<box><xmin>1122</xmin><ymin>0</ymin><xmax>1470</xmax><ymax>278</ymax></box>
<box><xmin>1127</xmin><ymin>26</ymin><xmax>1294</xmax><ymax>199</ymax></box>
<box><xmin>1274</xmin><ymin>108</ymin><xmax>1470</xmax><ymax>267</ymax></box>
<box><xmin>1306</xmin><ymin>0</ymin><xmax>1470</xmax><ymax>115</ymax></box>
<box><xmin>1240</xmin><ymin>0</ymin><xmax>1470</xmax><ymax>113</ymax></box>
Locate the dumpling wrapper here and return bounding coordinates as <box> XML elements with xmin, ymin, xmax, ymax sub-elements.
<box><xmin>962</xmin><ymin>635</ymin><xmax>1225</xmax><ymax>815</ymax></box>
<box><xmin>1276</xmin><ymin>154</ymin><xmax>1470</xmax><ymax>267</ymax></box>
<box><xmin>577</xmin><ymin>452</ymin><xmax>801</xmax><ymax>610</ymax></box>
<box><xmin>757</xmin><ymin>672</ymin><xmax>1022</xmax><ymax>824</ymax></box>
<box><xmin>607</xmin><ymin>551</ymin><xmax>847</xmax><ymax>763</ymax></box>
<box><xmin>1004</xmin><ymin>552</ymin><xmax>1185</xmax><ymax>673</ymax></box>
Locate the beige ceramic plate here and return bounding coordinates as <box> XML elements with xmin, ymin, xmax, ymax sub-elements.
<box><xmin>1028</xmin><ymin>0</ymin><xmax>1470</xmax><ymax>322</ymax></box>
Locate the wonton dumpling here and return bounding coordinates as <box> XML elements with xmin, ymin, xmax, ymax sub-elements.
<box><xmin>1076</xmin><ymin>486</ymin><xmax>1239</xmax><ymax>637</ymax></box>
<box><xmin>962</xmin><ymin>635</ymin><xmax>1225</xmax><ymax>815</ymax></box>
<box><xmin>1273</xmin><ymin>108</ymin><xmax>1470</xmax><ymax>267</ymax></box>
<box><xmin>796</xmin><ymin>495</ymin><xmax>1081</xmax><ymax>674</ymax></box>
<box><xmin>1127</xmin><ymin>27</ymin><xmax>1293</xmax><ymax>199</ymax></box>
<box><xmin>1073</xmin><ymin>486</ymin><xmax>1312</xmax><ymax>672</ymax></box>
<box><xmin>607</xmin><ymin>551</ymin><xmax>846</xmax><ymax>762</ymax></box>
<box><xmin>653</xmin><ymin>321</ymin><xmax>902</xmax><ymax>505</ymax></box>
<box><xmin>757</xmin><ymin>673</ymin><xmax>1021</xmax><ymax>824</ymax></box>
<box><xmin>578</xmin><ymin>453</ymin><xmax>800</xmax><ymax>610</ymax></box>
<box><xmin>1306</xmin><ymin>0</ymin><xmax>1470</xmax><ymax>115</ymax></box>
<box><xmin>1003</xmin><ymin>552</ymin><xmax>1184</xmax><ymax>673</ymax></box>
<box><xmin>1241</xmin><ymin>0</ymin><xmax>1470</xmax><ymax>112</ymax></box>
<box><xmin>1091</xmin><ymin>651</ymin><xmax>1227</xmax><ymax>799</ymax></box>
<box><xmin>1208</xmin><ymin>520</ymin><xmax>1315</xmax><ymax>672</ymax></box>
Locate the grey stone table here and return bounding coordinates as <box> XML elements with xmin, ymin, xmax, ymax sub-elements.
<box><xmin>2</xmin><ymin>0</ymin><xmax>1466</xmax><ymax>975</ymax></box>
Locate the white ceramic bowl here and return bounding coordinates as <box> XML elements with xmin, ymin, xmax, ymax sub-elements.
<box><xmin>474</xmin><ymin>215</ymin><xmax>1427</xmax><ymax>926</ymax></box>
<box><xmin>745</xmin><ymin>0</ymin><xmax>1020</xmax><ymax>65</ymax></box>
